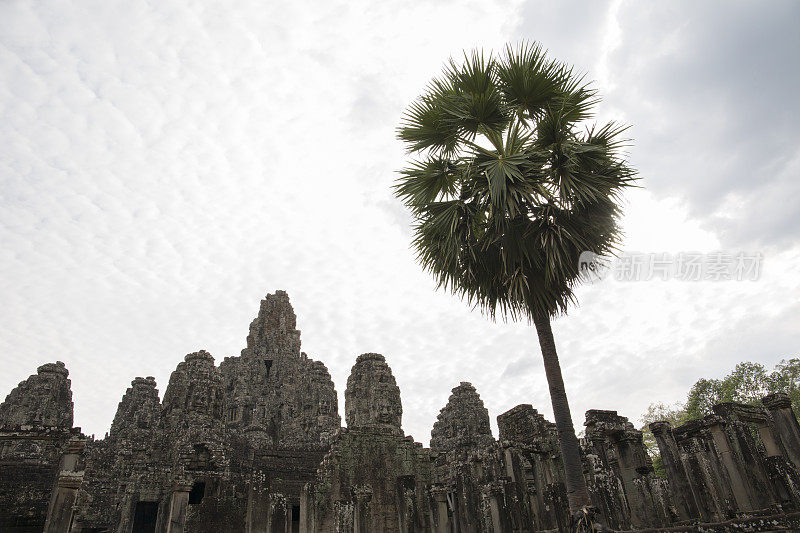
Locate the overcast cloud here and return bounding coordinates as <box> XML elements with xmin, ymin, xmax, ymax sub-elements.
<box><xmin>1</xmin><ymin>0</ymin><xmax>798</xmax><ymax>444</ymax></box>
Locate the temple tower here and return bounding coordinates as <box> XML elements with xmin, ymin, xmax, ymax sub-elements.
<box><xmin>430</xmin><ymin>382</ymin><xmax>494</xmax><ymax>453</ymax></box>
<box><xmin>219</xmin><ymin>291</ymin><xmax>340</xmax><ymax>448</ymax></box>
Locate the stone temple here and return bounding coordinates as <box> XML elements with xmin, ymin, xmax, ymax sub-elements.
<box><xmin>2</xmin><ymin>291</ymin><xmax>800</xmax><ymax>532</ymax></box>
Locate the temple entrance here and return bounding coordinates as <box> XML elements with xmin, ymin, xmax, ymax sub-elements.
<box><xmin>131</xmin><ymin>501</ymin><xmax>158</xmax><ymax>533</ymax></box>
<box><xmin>291</xmin><ymin>504</ymin><xmax>300</xmax><ymax>533</ymax></box>
<box><xmin>189</xmin><ymin>482</ymin><xmax>206</xmax><ymax>505</ymax></box>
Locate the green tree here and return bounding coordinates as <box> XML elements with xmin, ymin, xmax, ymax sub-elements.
<box><xmin>395</xmin><ymin>43</ymin><xmax>636</xmax><ymax>525</ymax></box>
<box><xmin>684</xmin><ymin>362</ymin><xmax>770</xmax><ymax>419</ymax></box>
<box><xmin>767</xmin><ymin>358</ymin><xmax>800</xmax><ymax>413</ymax></box>
<box><xmin>639</xmin><ymin>402</ymin><xmax>687</xmax><ymax>478</ymax></box>
<box><xmin>683</xmin><ymin>377</ymin><xmax>726</xmax><ymax>420</ymax></box>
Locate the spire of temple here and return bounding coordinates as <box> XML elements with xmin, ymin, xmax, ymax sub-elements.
<box><xmin>162</xmin><ymin>350</ymin><xmax>224</xmax><ymax>430</ymax></box>
<box><xmin>109</xmin><ymin>376</ymin><xmax>161</xmax><ymax>439</ymax></box>
<box><xmin>243</xmin><ymin>290</ymin><xmax>301</xmax><ymax>359</ymax></box>
<box><xmin>430</xmin><ymin>382</ymin><xmax>494</xmax><ymax>453</ymax></box>
<box><xmin>0</xmin><ymin>361</ymin><xmax>73</xmax><ymax>429</ymax></box>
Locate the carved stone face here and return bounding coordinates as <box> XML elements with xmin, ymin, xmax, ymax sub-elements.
<box><xmin>376</xmin><ymin>403</ymin><xmax>393</xmax><ymax>424</ymax></box>
<box><xmin>191</xmin><ymin>390</ymin><xmax>209</xmax><ymax>411</ymax></box>
<box><xmin>345</xmin><ymin>353</ymin><xmax>403</xmax><ymax>433</ymax></box>
<box><xmin>372</xmin><ymin>384</ymin><xmax>401</xmax><ymax>426</ymax></box>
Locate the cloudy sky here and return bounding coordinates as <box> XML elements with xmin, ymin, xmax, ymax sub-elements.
<box><xmin>1</xmin><ymin>0</ymin><xmax>798</xmax><ymax>443</ymax></box>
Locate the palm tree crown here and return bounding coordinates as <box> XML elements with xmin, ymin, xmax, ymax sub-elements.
<box><xmin>395</xmin><ymin>43</ymin><xmax>637</xmax><ymax>321</ymax></box>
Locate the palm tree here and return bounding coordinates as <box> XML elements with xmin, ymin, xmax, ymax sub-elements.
<box><xmin>394</xmin><ymin>42</ymin><xmax>636</xmax><ymax>526</ymax></box>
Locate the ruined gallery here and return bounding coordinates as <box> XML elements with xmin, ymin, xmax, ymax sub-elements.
<box><xmin>2</xmin><ymin>291</ymin><xmax>800</xmax><ymax>532</ymax></box>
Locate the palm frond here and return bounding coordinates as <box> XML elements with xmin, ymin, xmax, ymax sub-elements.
<box><xmin>395</xmin><ymin>40</ymin><xmax>638</xmax><ymax>321</ymax></box>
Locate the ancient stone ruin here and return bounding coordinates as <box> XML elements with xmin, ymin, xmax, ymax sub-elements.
<box><xmin>2</xmin><ymin>290</ymin><xmax>800</xmax><ymax>532</ymax></box>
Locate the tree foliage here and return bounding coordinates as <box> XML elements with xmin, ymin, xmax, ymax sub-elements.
<box><xmin>683</xmin><ymin>360</ymin><xmax>799</xmax><ymax>419</ymax></box>
<box><xmin>394</xmin><ymin>43</ymin><xmax>637</xmax><ymax>321</ymax></box>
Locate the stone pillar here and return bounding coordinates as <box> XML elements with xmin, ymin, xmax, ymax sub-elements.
<box><xmin>246</xmin><ymin>482</ymin><xmax>270</xmax><ymax>533</ymax></box>
<box><xmin>396</xmin><ymin>475</ymin><xmax>417</xmax><ymax>533</ymax></box>
<box><xmin>43</xmin><ymin>473</ymin><xmax>83</xmax><ymax>533</ymax></box>
<box><xmin>299</xmin><ymin>485</ymin><xmax>312</xmax><ymax>533</ymax></box>
<box><xmin>333</xmin><ymin>501</ymin><xmax>354</xmax><ymax>533</ymax></box>
<box><xmin>44</xmin><ymin>437</ymin><xmax>86</xmax><ymax>533</ymax></box>
<box><xmin>165</xmin><ymin>481</ymin><xmax>192</xmax><ymax>533</ymax></box>
<box><xmin>763</xmin><ymin>393</ymin><xmax>800</xmax><ymax>470</ymax></box>
<box><xmin>611</xmin><ymin>435</ymin><xmax>651</xmax><ymax>528</ymax></box>
<box><xmin>431</xmin><ymin>486</ymin><xmax>450</xmax><ymax>533</ymax></box>
<box><xmin>757</xmin><ymin>421</ymin><xmax>783</xmax><ymax>457</ymax></box>
<box><xmin>709</xmin><ymin>422</ymin><xmax>754</xmax><ymax>512</ymax></box>
<box><xmin>353</xmin><ymin>485</ymin><xmax>372</xmax><ymax>533</ymax></box>
<box><xmin>269</xmin><ymin>493</ymin><xmax>287</xmax><ymax>533</ymax></box>
<box><xmin>650</xmin><ymin>421</ymin><xmax>698</xmax><ymax>521</ymax></box>
<box><xmin>447</xmin><ymin>490</ymin><xmax>465</xmax><ymax>533</ymax></box>
<box><xmin>481</xmin><ymin>482</ymin><xmax>504</xmax><ymax>533</ymax></box>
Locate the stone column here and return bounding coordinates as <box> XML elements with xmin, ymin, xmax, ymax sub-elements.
<box><xmin>431</xmin><ymin>486</ymin><xmax>450</xmax><ymax>533</ymax></box>
<box><xmin>611</xmin><ymin>434</ymin><xmax>653</xmax><ymax>528</ymax></box>
<box><xmin>246</xmin><ymin>483</ymin><xmax>270</xmax><ymax>533</ymax></box>
<box><xmin>353</xmin><ymin>485</ymin><xmax>372</xmax><ymax>533</ymax></box>
<box><xmin>763</xmin><ymin>393</ymin><xmax>800</xmax><ymax>470</ymax></box>
<box><xmin>447</xmin><ymin>490</ymin><xmax>464</xmax><ymax>533</ymax></box>
<box><xmin>395</xmin><ymin>475</ymin><xmax>417</xmax><ymax>533</ymax></box>
<box><xmin>269</xmin><ymin>493</ymin><xmax>287</xmax><ymax>533</ymax></box>
<box><xmin>61</xmin><ymin>437</ymin><xmax>85</xmax><ymax>471</ymax></box>
<box><xmin>503</xmin><ymin>449</ymin><xmax>516</xmax><ymax>481</ymax></box>
<box><xmin>43</xmin><ymin>473</ymin><xmax>83</xmax><ymax>533</ymax></box>
<box><xmin>299</xmin><ymin>484</ymin><xmax>313</xmax><ymax>533</ymax></box>
<box><xmin>481</xmin><ymin>482</ymin><xmax>504</xmax><ymax>533</ymax></box>
<box><xmin>44</xmin><ymin>437</ymin><xmax>86</xmax><ymax>533</ymax></box>
<box><xmin>165</xmin><ymin>481</ymin><xmax>192</xmax><ymax>533</ymax></box>
<box><xmin>650</xmin><ymin>421</ymin><xmax>698</xmax><ymax>521</ymax></box>
<box><xmin>709</xmin><ymin>422</ymin><xmax>754</xmax><ymax>512</ymax></box>
<box><xmin>333</xmin><ymin>501</ymin><xmax>354</xmax><ymax>533</ymax></box>
<box><xmin>757</xmin><ymin>421</ymin><xmax>783</xmax><ymax>457</ymax></box>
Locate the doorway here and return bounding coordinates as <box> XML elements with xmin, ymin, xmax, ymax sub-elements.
<box><xmin>131</xmin><ymin>501</ymin><xmax>158</xmax><ymax>533</ymax></box>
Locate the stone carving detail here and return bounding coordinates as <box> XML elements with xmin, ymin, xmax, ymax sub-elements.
<box><xmin>0</xmin><ymin>361</ymin><xmax>73</xmax><ymax>429</ymax></box>
<box><xmin>430</xmin><ymin>382</ymin><xmax>494</xmax><ymax>453</ymax></box>
<box><xmin>344</xmin><ymin>353</ymin><xmax>402</xmax><ymax>434</ymax></box>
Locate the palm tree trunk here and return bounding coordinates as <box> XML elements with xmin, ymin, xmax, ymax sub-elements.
<box><xmin>533</xmin><ymin>310</ymin><xmax>592</xmax><ymax>519</ymax></box>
